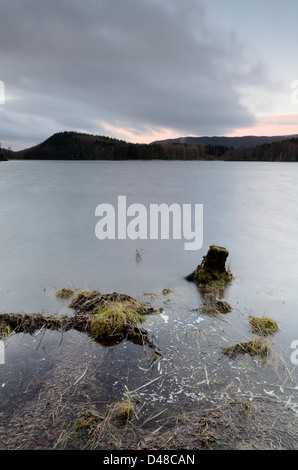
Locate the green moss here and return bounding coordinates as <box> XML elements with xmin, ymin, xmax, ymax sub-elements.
<box><xmin>90</xmin><ymin>301</ymin><xmax>145</xmax><ymax>340</ymax></box>
<box><xmin>186</xmin><ymin>245</ymin><xmax>233</xmax><ymax>295</ymax></box>
<box><xmin>197</xmin><ymin>268</ymin><xmax>233</xmax><ymax>287</ymax></box>
<box><xmin>209</xmin><ymin>244</ymin><xmax>229</xmax><ymax>254</ymax></box>
<box><xmin>1</xmin><ymin>289</ymin><xmax>158</xmax><ymax>350</ymax></box>
<box><xmin>249</xmin><ymin>317</ymin><xmax>279</xmax><ymax>336</ymax></box>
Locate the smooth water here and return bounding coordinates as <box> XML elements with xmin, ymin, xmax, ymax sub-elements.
<box><xmin>1</xmin><ymin>160</ymin><xmax>298</xmax><ymax>447</ymax></box>
<box><xmin>1</xmin><ymin>160</ymin><xmax>298</xmax><ymax>312</ymax></box>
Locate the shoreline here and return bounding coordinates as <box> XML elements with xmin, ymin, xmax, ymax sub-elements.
<box><xmin>1</xmin><ymin>284</ymin><xmax>297</xmax><ymax>450</ymax></box>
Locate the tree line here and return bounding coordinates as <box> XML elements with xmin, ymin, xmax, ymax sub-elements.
<box><xmin>9</xmin><ymin>132</ymin><xmax>298</xmax><ymax>162</ymax></box>
<box><xmin>12</xmin><ymin>131</ymin><xmax>232</xmax><ymax>161</ymax></box>
<box><xmin>223</xmin><ymin>138</ymin><xmax>298</xmax><ymax>162</ymax></box>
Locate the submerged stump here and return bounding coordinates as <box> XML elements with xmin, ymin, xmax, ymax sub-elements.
<box><xmin>186</xmin><ymin>244</ymin><xmax>233</xmax><ymax>292</ymax></box>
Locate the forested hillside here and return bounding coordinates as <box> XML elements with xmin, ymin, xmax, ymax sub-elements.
<box><xmin>8</xmin><ymin>131</ymin><xmax>298</xmax><ymax>162</ymax></box>
<box><xmin>11</xmin><ymin>131</ymin><xmax>225</xmax><ymax>161</ymax></box>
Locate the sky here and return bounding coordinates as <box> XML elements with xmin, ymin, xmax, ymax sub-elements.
<box><xmin>0</xmin><ymin>0</ymin><xmax>298</xmax><ymax>150</ymax></box>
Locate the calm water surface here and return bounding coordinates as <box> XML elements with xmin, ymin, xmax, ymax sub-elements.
<box><xmin>1</xmin><ymin>160</ymin><xmax>298</xmax><ymax>443</ymax></box>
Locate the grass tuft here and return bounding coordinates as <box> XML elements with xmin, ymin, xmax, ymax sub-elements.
<box><xmin>249</xmin><ymin>317</ymin><xmax>279</xmax><ymax>336</ymax></box>
<box><xmin>223</xmin><ymin>337</ymin><xmax>269</xmax><ymax>359</ymax></box>
<box><xmin>0</xmin><ymin>322</ymin><xmax>13</xmax><ymax>339</ymax></box>
<box><xmin>55</xmin><ymin>288</ymin><xmax>75</xmax><ymax>299</ymax></box>
<box><xmin>90</xmin><ymin>301</ymin><xmax>145</xmax><ymax>340</ymax></box>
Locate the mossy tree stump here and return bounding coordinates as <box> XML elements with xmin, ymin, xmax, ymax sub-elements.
<box><xmin>186</xmin><ymin>245</ymin><xmax>233</xmax><ymax>292</ymax></box>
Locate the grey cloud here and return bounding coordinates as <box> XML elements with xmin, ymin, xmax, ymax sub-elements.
<box><xmin>0</xmin><ymin>0</ymin><xmax>267</xmax><ymax>147</ymax></box>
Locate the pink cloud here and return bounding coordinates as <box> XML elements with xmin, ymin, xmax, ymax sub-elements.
<box><xmin>229</xmin><ymin>115</ymin><xmax>298</xmax><ymax>137</ymax></box>
<box><xmin>100</xmin><ymin>114</ymin><xmax>298</xmax><ymax>145</ymax></box>
<box><xmin>100</xmin><ymin>122</ymin><xmax>182</xmax><ymax>144</ymax></box>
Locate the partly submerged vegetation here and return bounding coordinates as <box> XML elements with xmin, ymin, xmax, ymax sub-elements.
<box><xmin>249</xmin><ymin>316</ymin><xmax>279</xmax><ymax>336</ymax></box>
<box><xmin>114</xmin><ymin>394</ymin><xmax>136</xmax><ymax>422</ymax></box>
<box><xmin>186</xmin><ymin>245</ymin><xmax>233</xmax><ymax>294</ymax></box>
<box><xmin>69</xmin><ymin>394</ymin><xmax>298</xmax><ymax>450</ymax></box>
<box><xmin>90</xmin><ymin>301</ymin><xmax>146</xmax><ymax>341</ymax></box>
<box><xmin>0</xmin><ymin>322</ymin><xmax>12</xmax><ymax>339</ymax></box>
<box><xmin>187</xmin><ymin>245</ymin><xmax>233</xmax><ymax>317</ymax></box>
<box><xmin>0</xmin><ymin>289</ymin><xmax>159</xmax><ymax>350</ymax></box>
<box><xmin>55</xmin><ymin>288</ymin><xmax>75</xmax><ymax>299</ymax></box>
<box><xmin>201</xmin><ymin>295</ymin><xmax>232</xmax><ymax>316</ymax></box>
<box><xmin>222</xmin><ymin>337</ymin><xmax>270</xmax><ymax>359</ymax></box>
<box><xmin>1</xmin><ymin>247</ymin><xmax>297</xmax><ymax>451</ymax></box>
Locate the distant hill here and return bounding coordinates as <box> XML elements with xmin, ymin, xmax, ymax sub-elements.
<box><xmin>7</xmin><ymin>130</ymin><xmax>298</xmax><ymax>162</ymax></box>
<box><xmin>152</xmin><ymin>135</ymin><xmax>298</xmax><ymax>148</ymax></box>
<box><xmin>11</xmin><ymin>131</ymin><xmax>167</xmax><ymax>161</ymax></box>
<box><xmin>0</xmin><ymin>146</ymin><xmax>12</xmax><ymax>161</ymax></box>
<box><xmin>224</xmin><ymin>137</ymin><xmax>298</xmax><ymax>162</ymax></box>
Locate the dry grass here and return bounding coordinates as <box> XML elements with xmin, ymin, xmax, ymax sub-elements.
<box><xmin>55</xmin><ymin>288</ymin><xmax>75</xmax><ymax>299</ymax></box>
<box><xmin>114</xmin><ymin>395</ymin><xmax>135</xmax><ymax>422</ymax></box>
<box><xmin>162</xmin><ymin>288</ymin><xmax>172</xmax><ymax>295</ymax></box>
<box><xmin>249</xmin><ymin>317</ymin><xmax>279</xmax><ymax>336</ymax></box>
<box><xmin>0</xmin><ymin>322</ymin><xmax>13</xmax><ymax>339</ymax></box>
<box><xmin>68</xmin><ymin>290</ymin><xmax>156</xmax><ymax>316</ymax></box>
<box><xmin>222</xmin><ymin>337</ymin><xmax>269</xmax><ymax>359</ymax></box>
<box><xmin>68</xmin><ymin>394</ymin><xmax>298</xmax><ymax>450</ymax></box>
<box><xmin>202</xmin><ymin>295</ymin><xmax>232</xmax><ymax>316</ymax></box>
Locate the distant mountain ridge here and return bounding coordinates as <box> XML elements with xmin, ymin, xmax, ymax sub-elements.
<box><xmin>11</xmin><ymin>131</ymin><xmax>167</xmax><ymax>161</ymax></box>
<box><xmin>6</xmin><ymin>130</ymin><xmax>298</xmax><ymax>162</ymax></box>
<box><xmin>152</xmin><ymin>134</ymin><xmax>298</xmax><ymax>148</ymax></box>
